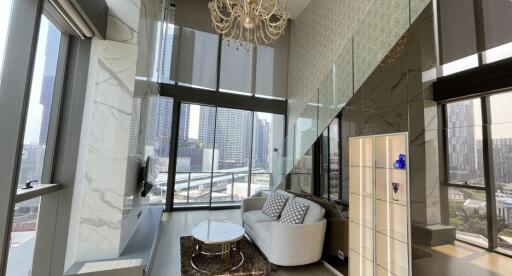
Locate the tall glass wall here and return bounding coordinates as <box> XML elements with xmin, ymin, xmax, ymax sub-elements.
<box><xmin>173</xmin><ymin>104</ymin><xmax>284</xmax><ymax>207</ymax></box>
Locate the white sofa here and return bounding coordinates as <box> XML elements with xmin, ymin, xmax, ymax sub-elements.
<box><xmin>241</xmin><ymin>191</ymin><xmax>327</xmax><ymax>266</ymax></box>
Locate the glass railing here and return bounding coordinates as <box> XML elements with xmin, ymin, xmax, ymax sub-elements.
<box><xmin>172</xmin><ymin>172</ymin><xmax>274</xmax><ymax>207</ymax></box>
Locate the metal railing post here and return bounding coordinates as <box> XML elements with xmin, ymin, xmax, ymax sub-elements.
<box><xmin>231</xmin><ymin>173</ymin><xmax>235</xmax><ymax>201</ymax></box>
<box><xmin>186</xmin><ymin>172</ymin><xmax>191</xmax><ymax>204</ymax></box>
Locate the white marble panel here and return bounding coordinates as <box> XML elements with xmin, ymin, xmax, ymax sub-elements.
<box><xmin>75</xmin><ymin>39</ymin><xmax>138</xmax><ymax>262</ymax></box>
<box><xmin>106</xmin><ymin>0</ymin><xmax>141</xmax><ymax>45</ymax></box>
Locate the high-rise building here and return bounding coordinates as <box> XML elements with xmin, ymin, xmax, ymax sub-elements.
<box><xmin>253</xmin><ymin>118</ymin><xmax>270</xmax><ymax>169</ymax></box>
<box><xmin>447</xmin><ymin>101</ymin><xmax>478</xmax><ymax>182</ymax></box>
<box><xmin>38</xmin><ymin>25</ymin><xmax>61</xmax><ymax>145</ymax></box>
<box><xmin>210</xmin><ymin>108</ymin><xmax>252</xmax><ymax>169</ymax></box>
<box><xmin>198</xmin><ymin>106</ymin><xmax>216</xmax><ymax>147</ymax></box>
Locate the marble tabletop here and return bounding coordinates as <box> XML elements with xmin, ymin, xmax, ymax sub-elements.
<box><xmin>191</xmin><ymin>220</ymin><xmax>245</xmax><ymax>244</ymax></box>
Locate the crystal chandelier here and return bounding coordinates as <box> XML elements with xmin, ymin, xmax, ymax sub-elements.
<box><xmin>208</xmin><ymin>0</ymin><xmax>288</xmax><ymax>47</ymax></box>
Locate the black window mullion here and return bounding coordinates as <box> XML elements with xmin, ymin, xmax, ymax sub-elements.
<box><xmin>208</xmin><ymin>107</ymin><xmax>218</xmax><ymax>208</ymax></box>
<box><xmin>166</xmin><ymin>100</ymin><xmax>181</xmax><ymax>212</ymax></box>
<box><xmin>247</xmin><ymin>112</ymin><xmax>254</xmax><ymax>198</ymax></box>
<box><xmin>481</xmin><ymin>96</ymin><xmax>498</xmax><ymax>250</ymax></box>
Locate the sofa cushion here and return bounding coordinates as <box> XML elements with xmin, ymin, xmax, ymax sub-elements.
<box><xmin>294</xmin><ymin>197</ymin><xmax>325</xmax><ymax>223</ymax></box>
<box><xmin>262</xmin><ymin>192</ymin><xmax>288</xmax><ymax>220</ymax></box>
<box><xmin>279</xmin><ymin>200</ymin><xmax>309</xmax><ymax>224</ymax></box>
<box><xmin>243</xmin><ymin>210</ymin><xmax>273</xmax><ymax>229</ymax></box>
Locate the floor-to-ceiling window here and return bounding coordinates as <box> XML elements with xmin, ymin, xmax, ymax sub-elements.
<box><xmin>444</xmin><ymin>91</ymin><xmax>512</xmax><ymax>255</ymax></box>
<box><xmin>489</xmin><ymin>92</ymin><xmax>512</xmax><ymax>255</ymax></box>
<box><xmin>172</xmin><ymin>104</ymin><xmax>285</xmax><ymax>208</ymax></box>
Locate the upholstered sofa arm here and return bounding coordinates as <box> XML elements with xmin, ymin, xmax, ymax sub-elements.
<box><xmin>241</xmin><ymin>197</ymin><xmax>267</xmax><ymax>213</ymax></box>
<box><xmin>268</xmin><ymin>219</ymin><xmax>327</xmax><ymax>266</ymax></box>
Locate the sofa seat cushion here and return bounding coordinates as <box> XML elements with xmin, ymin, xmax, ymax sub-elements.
<box><xmin>243</xmin><ymin>210</ymin><xmax>273</xmax><ymax>229</ymax></box>
<box><xmin>294</xmin><ymin>197</ymin><xmax>325</xmax><ymax>223</ymax></box>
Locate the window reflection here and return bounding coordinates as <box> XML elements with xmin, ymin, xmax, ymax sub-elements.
<box><xmin>490</xmin><ymin>91</ymin><xmax>512</xmax><ymax>254</ymax></box>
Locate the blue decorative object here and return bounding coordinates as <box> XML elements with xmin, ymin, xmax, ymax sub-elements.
<box><xmin>393</xmin><ymin>154</ymin><xmax>406</xmax><ymax>169</ymax></box>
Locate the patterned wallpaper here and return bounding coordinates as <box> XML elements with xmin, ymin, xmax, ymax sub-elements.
<box><xmin>287</xmin><ymin>0</ymin><xmax>373</xmax><ymax>128</ymax></box>
<box><xmin>287</xmin><ymin>0</ymin><xmax>431</xmax><ymax>129</ymax></box>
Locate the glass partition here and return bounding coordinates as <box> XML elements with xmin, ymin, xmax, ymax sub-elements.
<box><xmin>143</xmin><ymin>96</ymin><xmax>173</xmax><ymax>204</ymax></box>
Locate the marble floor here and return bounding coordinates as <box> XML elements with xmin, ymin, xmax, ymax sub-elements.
<box><xmin>414</xmin><ymin>241</ymin><xmax>512</xmax><ymax>276</ymax></box>
<box><xmin>149</xmin><ymin>209</ymin><xmax>336</xmax><ymax>276</ymax></box>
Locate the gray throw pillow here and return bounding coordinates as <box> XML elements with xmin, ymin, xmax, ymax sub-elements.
<box><xmin>262</xmin><ymin>193</ymin><xmax>288</xmax><ymax>220</ymax></box>
<box><xmin>279</xmin><ymin>200</ymin><xmax>309</xmax><ymax>224</ymax></box>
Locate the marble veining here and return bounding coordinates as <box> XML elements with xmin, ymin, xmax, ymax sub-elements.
<box><xmin>73</xmin><ymin>39</ymin><xmax>138</xmax><ymax>262</ymax></box>
<box><xmin>106</xmin><ymin>0</ymin><xmax>141</xmax><ymax>45</ymax></box>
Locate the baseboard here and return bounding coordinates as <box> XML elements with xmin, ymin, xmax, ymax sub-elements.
<box><xmin>322</xmin><ymin>260</ymin><xmax>344</xmax><ymax>276</ymax></box>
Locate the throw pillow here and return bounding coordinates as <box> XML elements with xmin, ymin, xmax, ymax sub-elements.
<box><xmin>279</xmin><ymin>200</ymin><xmax>309</xmax><ymax>224</ymax></box>
<box><xmin>262</xmin><ymin>192</ymin><xmax>288</xmax><ymax>220</ymax></box>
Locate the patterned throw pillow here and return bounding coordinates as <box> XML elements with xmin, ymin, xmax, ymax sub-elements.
<box><xmin>279</xmin><ymin>200</ymin><xmax>309</xmax><ymax>224</ymax></box>
<box><xmin>262</xmin><ymin>193</ymin><xmax>289</xmax><ymax>220</ymax></box>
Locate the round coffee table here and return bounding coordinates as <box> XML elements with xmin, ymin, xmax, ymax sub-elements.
<box><xmin>190</xmin><ymin>219</ymin><xmax>245</xmax><ymax>273</ymax></box>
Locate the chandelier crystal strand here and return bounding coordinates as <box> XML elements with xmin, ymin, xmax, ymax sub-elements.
<box><xmin>208</xmin><ymin>0</ymin><xmax>288</xmax><ymax>47</ymax></box>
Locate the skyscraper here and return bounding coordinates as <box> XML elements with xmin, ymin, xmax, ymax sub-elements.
<box><xmin>447</xmin><ymin>100</ymin><xmax>479</xmax><ymax>182</ymax></box>
<box><xmin>38</xmin><ymin>25</ymin><xmax>61</xmax><ymax>145</ymax></box>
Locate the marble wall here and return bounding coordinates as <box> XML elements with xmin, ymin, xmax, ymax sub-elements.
<box><xmin>66</xmin><ymin>0</ymin><xmax>159</xmax><ymax>266</ymax></box>
<box><xmin>72</xmin><ymin>39</ymin><xmax>138</xmax><ymax>262</ymax></box>
<box><xmin>339</xmin><ymin>3</ymin><xmax>443</xmax><ymax>242</ymax></box>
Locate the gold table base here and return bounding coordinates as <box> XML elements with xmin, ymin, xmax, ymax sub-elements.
<box><xmin>190</xmin><ymin>237</ymin><xmax>245</xmax><ymax>273</ymax></box>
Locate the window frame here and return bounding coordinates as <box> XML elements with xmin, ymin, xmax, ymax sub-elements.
<box><xmin>0</xmin><ymin>0</ymin><xmax>78</xmax><ymax>274</ymax></box>
<box><xmin>441</xmin><ymin>95</ymin><xmax>500</xmax><ymax>253</ymax></box>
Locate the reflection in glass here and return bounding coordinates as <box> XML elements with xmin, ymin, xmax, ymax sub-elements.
<box><xmin>6</xmin><ymin>198</ymin><xmax>40</xmax><ymax>276</ymax></box>
<box><xmin>219</xmin><ymin>40</ymin><xmax>253</xmax><ymax>95</ymax></box>
<box><xmin>446</xmin><ymin>99</ymin><xmax>485</xmax><ymax>186</ymax></box>
<box><xmin>17</xmin><ymin>17</ymin><xmax>61</xmax><ymax>189</ymax></box>
<box><xmin>490</xmin><ymin>91</ymin><xmax>512</xmax><ymax>254</ymax></box>
<box><xmin>143</xmin><ymin>97</ymin><xmax>173</xmax><ymax>205</ymax></box>
<box><xmin>448</xmin><ymin>187</ymin><xmax>488</xmax><ymax>248</ymax></box>
<box><xmin>320</xmin><ymin>129</ymin><xmax>329</xmax><ymax>199</ymax></box>
<box><xmin>289</xmin><ymin>147</ymin><xmax>313</xmax><ymax>195</ymax></box>
<box><xmin>328</xmin><ymin>118</ymin><xmax>340</xmax><ymax>201</ymax></box>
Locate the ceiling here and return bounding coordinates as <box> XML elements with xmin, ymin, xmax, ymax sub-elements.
<box><xmin>288</xmin><ymin>0</ymin><xmax>312</xmax><ymax>19</ymax></box>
